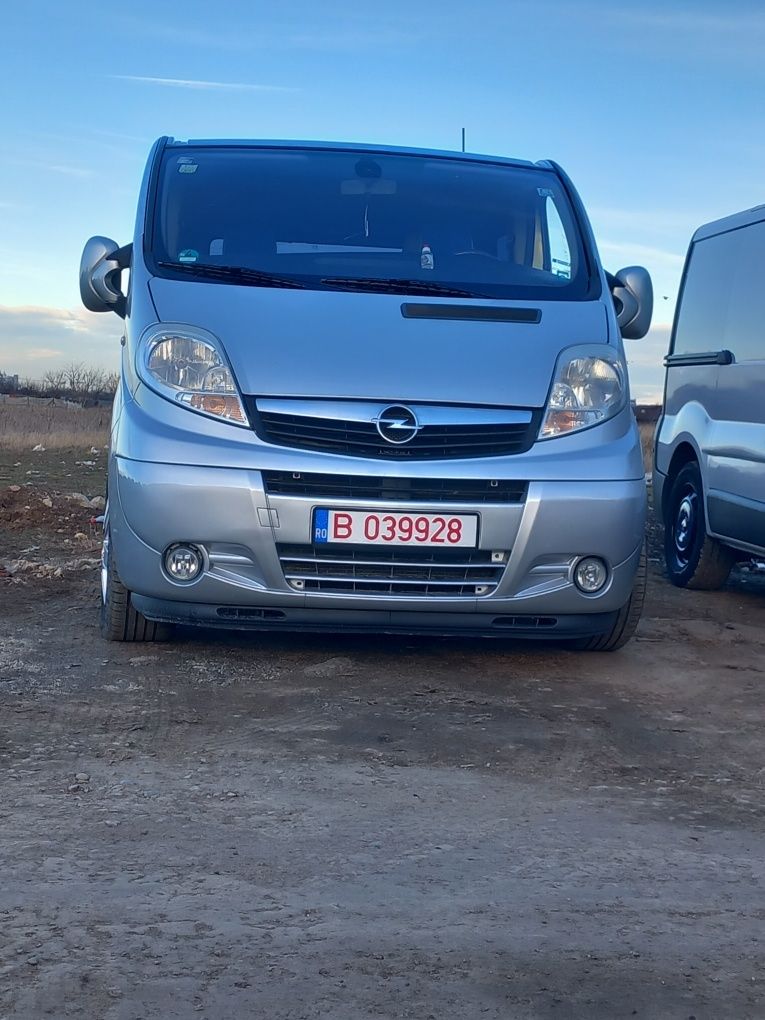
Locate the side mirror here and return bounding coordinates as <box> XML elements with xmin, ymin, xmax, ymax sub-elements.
<box><xmin>609</xmin><ymin>265</ymin><xmax>653</xmax><ymax>340</ymax></box>
<box><xmin>79</xmin><ymin>237</ymin><xmax>132</xmax><ymax>318</ymax></box>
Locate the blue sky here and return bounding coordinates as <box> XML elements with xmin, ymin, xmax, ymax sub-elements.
<box><xmin>1</xmin><ymin>0</ymin><xmax>764</xmax><ymax>400</ymax></box>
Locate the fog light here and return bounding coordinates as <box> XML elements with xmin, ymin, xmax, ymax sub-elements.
<box><xmin>574</xmin><ymin>556</ymin><xmax>608</xmax><ymax>593</ymax></box>
<box><xmin>164</xmin><ymin>543</ymin><xmax>203</xmax><ymax>583</ymax></box>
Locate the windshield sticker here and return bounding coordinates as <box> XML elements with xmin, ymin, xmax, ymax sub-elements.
<box><xmin>537</xmin><ymin>187</ymin><xmax>554</xmax><ymax>197</ymax></box>
<box><xmin>209</xmin><ymin>238</ymin><xmax>224</xmax><ymax>256</ymax></box>
<box><xmin>178</xmin><ymin>248</ymin><xmax>199</xmax><ymax>263</ymax></box>
<box><xmin>177</xmin><ymin>157</ymin><xmax>198</xmax><ymax>174</ymax></box>
<box><xmin>420</xmin><ymin>243</ymin><xmax>434</xmax><ymax>270</ymax></box>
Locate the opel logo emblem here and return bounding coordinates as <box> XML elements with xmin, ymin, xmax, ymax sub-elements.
<box><xmin>375</xmin><ymin>405</ymin><xmax>420</xmax><ymax>445</ymax></box>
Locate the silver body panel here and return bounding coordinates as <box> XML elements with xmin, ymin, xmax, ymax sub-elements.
<box><xmin>148</xmin><ymin>278</ymin><xmax>608</xmax><ymax>407</ymax></box>
<box><xmin>110</xmin><ymin>454</ymin><xmax>644</xmax><ymax>618</ymax></box>
<box><xmin>654</xmin><ymin>206</ymin><xmax>765</xmax><ymax>556</ymax></box>
<box><xmin>103</xmin><ymin>138</ymin><xmax>646</xmax><ymax>637</ymax></box>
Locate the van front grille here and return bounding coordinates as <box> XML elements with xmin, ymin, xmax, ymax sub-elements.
<box><xmin>262</xmin><ymin>471</ymin><xmax>528</xmax><ymax>504</ymax></box>
<box><xmin>277</xmin><ymin>544</ymin><xmax>508</xmax><ymax>597</ymax></box>
<box><xmin>248</xmin><ymin>400</ymin><xmax>537</xmax><ymax>460</ymax></box>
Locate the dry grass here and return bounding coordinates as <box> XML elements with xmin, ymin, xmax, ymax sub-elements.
<box><xmin>638</xmin><ymin>420</ymin><xmax>656</xmax><ymax>475</ymax></box>
<box><xmin>0</xmin><ymin>403</ymin><xmax>110</xmax><ymax>451</ymax></box>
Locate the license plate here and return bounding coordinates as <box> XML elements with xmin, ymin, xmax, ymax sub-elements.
<box><xmin>313</xmin><ymin>508</ymin><xmax>478</xmax><ymax>547</ymax></box>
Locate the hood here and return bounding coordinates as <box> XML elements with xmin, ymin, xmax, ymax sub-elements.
<box><xmin>149</xmin><ymin>278</ymin><xmax>608</xmax><ymax>408</ymax></box>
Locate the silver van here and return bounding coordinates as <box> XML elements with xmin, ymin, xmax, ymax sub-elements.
<box><xmin>654</xmin><ymin>205</ymin><xmax>765</xmax><ymax>588</ymax></box>
<box><xmin>80</xmin><ymin>138</ymin><xmax>653</xmax><ymax>648</ymax></box>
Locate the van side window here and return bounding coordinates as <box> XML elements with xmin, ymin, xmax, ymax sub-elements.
<box><xmin>673</xmin><ymin>235</ymin><xmax>734</xmax><ymax>356</ymax></box>
<box><xmin>674</xmin><ymin>220</ymin><xmax>765</xmax><ymax>361</ymax></box>
<box><xmin>725</xmin><ymin>220</ymin><xmax>765</xmax><ymax>362</ymax></box>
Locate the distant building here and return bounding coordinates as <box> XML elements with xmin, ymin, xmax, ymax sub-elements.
<box><xmin>634</xmin><ymin>403</ymin><xmax>662</xmax><ymax>423</ymax></box>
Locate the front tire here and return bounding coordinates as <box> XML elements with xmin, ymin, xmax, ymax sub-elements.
<box><xmin>100</xmin><ymin>527</ymin><xmax>169</xmax><ymax>642</ymax></box>
<box><xmin>576</xmin><ymin>546</ymin><xmax>647</xmax><ymax>651</ymax></box>
<box><xmin>663</xmin><ymin>461</ymin><xmax>734</xmax><ymax>590</ymax></box>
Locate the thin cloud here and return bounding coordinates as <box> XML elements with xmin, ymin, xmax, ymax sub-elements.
<box><xmin>4</xmin><ymin>157</ymin><xmax>93</xmax><ymax>178</ymax></box>
<box><xmin>629</xmin><ymin>383</ymin><xmax>664</xmax><ymax>404</ymax></box>
<box><xmin>286</xmin><ymin>27</ymin><xmax>418</xmax><ymax>50</ymax></box>
<box><xmin>542</xmin><ymin>1</ymin><xmax>765</xmax><ymax>36</ymax></box>
<box><xmin>626</xmin><ymin>324</ymin><xmax>672</xmax><ymax>363</ymax></box>
<box><xmin>25</xmin><ymin>347</ymin><xmax>65</xmax><ymax>360</ymax></box>
<box><xmin>604</xmin><ymin>7</ymin><xmax>765</xmax><ymax>36</ymax></box>
<box><xmin>598</xmin><ymin>240</ymin><xmax>685</xmax><ymax>269</ymax></box>
<box><xmin>563</xmin><ymin>2</ymin><xmax>765</xmax><ymax>64</ymax></box>
<box><xmin>88</xmin><ymin>128</ymin><xmax>153</xmax><ymax>145</ymax></box>
<box><xmin>589</xmin><ymin>206</ymin><xmax>701</xmax><ymax>239</ymax></box>
<box><xmin>111</xmin><ymin>75</ymin><xmax>298</xmax><ymax>92</ymax></box>
<box><xmin>113</xmin><ymin>13</ymin><xmax>422</xmax><ymax>52</ymax></box>
<box><xmin>0</xmin><ymin>305</ymin><xmax>114</xmax><ymax>331</ymax></box>
<box><xmin>625</xmin><ymin>323</ymin><xmax>671</xmax><ymax>403</ymax></box>
<box><xmin>0</xmin><ymin>305</ymin><xmax>122</xmax><ymax>375</ymax></box>
<box><xmin>598</xmin><ymin>242</ymin><xmax>683</xmax><ymax>314</ymax></box>
<box><xmin>20</xmin><ymin>128</ymin><xmax>147</xmax><ymax>159</ymax></box>
<box><xmin>47</xmin><ymin>164</ymin><xmax>94</xmax><ymax>178</ymax></box>
<box><xmin>532</xmin><ymin>1</ymin><xmax>765</xmax><ymax>66</ymax></box>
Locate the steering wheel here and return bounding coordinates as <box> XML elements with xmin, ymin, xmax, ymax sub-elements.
<box><xmin>453</xmin><ymin>250</ymin><xmax>502</xmax><ymax>261</ymax></box>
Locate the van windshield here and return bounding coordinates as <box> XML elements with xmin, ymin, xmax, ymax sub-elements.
<box><xmin>151</xmin><ymin>146</ymin><xmax>594</xmax><ymax>301</ymax></box>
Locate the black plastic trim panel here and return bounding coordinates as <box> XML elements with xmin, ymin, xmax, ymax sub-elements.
<box><xmin>263</xmin><ymin>471</ymin><xmax>528</xmax><ymax>503</ymax></box>
<box><xmin>401</xmin><ymin>303</ymin><xmax>541</xmax><ymax>323</ymax></box>
<box><xmin>132</xmin><ymin>595</ymin><xmax>618</xmax><ymax>640</ymax></box>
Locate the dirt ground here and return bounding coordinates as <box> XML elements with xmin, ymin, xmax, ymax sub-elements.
<box><xmin>1</xmin><ymin>450</ymin><xmax>764</xmax><ymax>1019</ymax></box>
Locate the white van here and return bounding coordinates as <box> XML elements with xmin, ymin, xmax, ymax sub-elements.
<box><xmin>654</xmin><ymin>205</ymin><xmax>765</xmax><ymax>587</ymax></box>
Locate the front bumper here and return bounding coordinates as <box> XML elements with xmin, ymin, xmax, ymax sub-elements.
<box><xmin>110</xmin><ymin>456</ymin><xmax>646</xmax><ymax>636</ymax></box>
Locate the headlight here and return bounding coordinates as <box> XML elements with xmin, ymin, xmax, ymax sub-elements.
<box><xmin>539</xmin><ymin>346</ymin><xmax>626</xmax><ymax>439</ymax></box>
<box><xmin>138</xmin><ymin>326</ymin><xmax>248</xmax><ymax>426</ymax></box>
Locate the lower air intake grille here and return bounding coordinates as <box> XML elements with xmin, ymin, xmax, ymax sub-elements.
<box><xmin>277</xmin><ymin>544</ymin><xmax>508</xmax><ymax>597</ymax></box>
<box><xmin>263</xmin><ymin>471</ymin><xmax>528</xmax><ymax>504</ymax></box>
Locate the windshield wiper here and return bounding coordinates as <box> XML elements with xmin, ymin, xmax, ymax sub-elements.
<box><xmin>156</xmin><ymin>261</ymin><xmax>307</xmax><ymax>290</ymax></box>
<box><xmin>157</xmin><ymin>262</ymin><xmax>485</xmax><ymax>298</ymax></box>
<box><xmin>319</xmin><ymin>276</ymin><xmax>485</xmax><ymax>298</ymax></box>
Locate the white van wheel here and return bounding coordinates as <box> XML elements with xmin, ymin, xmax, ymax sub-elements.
<box><xmin>663</xmin><ymin>462</ymin><xmax>734</xmax><ymax>590</ymax></box>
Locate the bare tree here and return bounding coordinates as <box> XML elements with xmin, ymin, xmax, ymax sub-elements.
<box><xmin>15</xmin><ymin>364</ymin><xmax>118</xmax><ymax>403</ymax></box>
<box><xmin>21</xmin><ymin>376</ymin><xmax>43</xmax><ymax>397</ymax></box>
<box><xmin>80</xmin><ymin>366</ymin><xmax>107</xmax><ymax>398</ymax></box>
<box><xmin>64</xmin><ymin>362</ymin><xmax>86</xmax><ymax>397</ymax></box>
<box><xmin>42</xmin><ymin>368</ymin><xmax>67</xmax><ymax>397</ymax></box>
